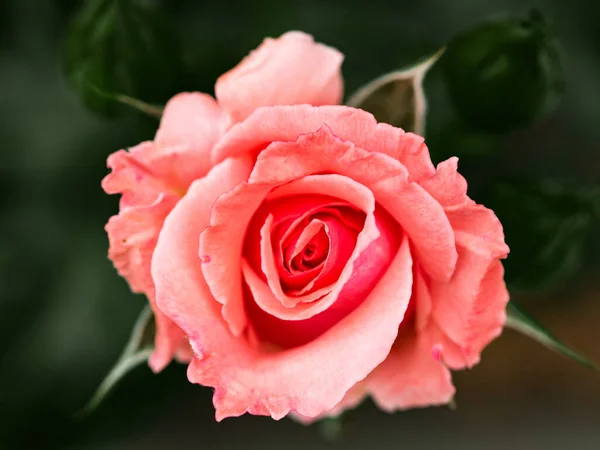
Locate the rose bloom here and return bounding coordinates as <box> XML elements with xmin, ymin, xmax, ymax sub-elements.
<box><xmin>103</xmin><ymin>31</ymin><xmax>509</xmax><ymax>421</ymax></box>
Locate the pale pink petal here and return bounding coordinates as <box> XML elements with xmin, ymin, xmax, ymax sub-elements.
<box><xmin>102</xmin><ymin>144</ymin><xmax>174</xmax><ymax>207</ymax></box>
<box><xmin>446</xmin><ymin>203</ymin><xmax>510</xmax><ymax>259</ymax></box>
<box><xmin>419</xmin><ymin>157</ymin><xmax>472</xmax><ymax>208</ymax></box>
<box><xmin>153</xmin><ymin>92</ymin><xmax>226</xmax><ymax>187</ymax></box>
<box><xmin>152</xmin><ymin>166</ymin><xmax>414</xmax><ymax>419</ymax></box>
<box><xmin>210</xmin><ymin>105</ymin><xmax>435</xmax><ymax>182</ymax></box>
<box><xmin>102</xmin><ymin>94</ymin><xmax>226</xmax><ymax>371</ymax></box>
<box><xmin>174</xmin><ymin>340</ymin><xmax>195</xmax><ymax>363</ymax></box>
<box><xmin>366</xmin><ymin>324</ymin><xmax>455</xmax><ymax>411</ymax></box>
<box><xmin>431</xmin><ymin>249</ymin><xmax>510</xmax><ymax>368</ymax></box>
<box><xmin>104</xmin><ymin>193</ymin><xmax>187</xmax><ymax>373</ymax></box>
<box><xmin>420</xmin><ymin>157</ymin><xmax>509</xmax><ymax>260</ymax></box>
<box><xmin>293</xmin><ymin>381</ymin><xmax>368</xmax><ymax>424</ymax></box>
<box><xmin>155</xmin><ymin>92</ymin><xmax>225</xmax><ymax>149</ymax></box>
<box><xmin>200</xmin><ymin>183</ymin><xmax>270</xmax><ymax>336</ymax></box>
<box><xmin>104</xmin><ymin>194</ymin><xmax>177</xmax><ymax>293</ymax></box>
<box><xmin>149</xmin><ymin>293</ymin><xmax>191</xmax><ymax>373</ymax></box>
<box><xmin>215</xmin><ymin>32</ymin><xmax>344</xmax><ymax>124</ymax></box>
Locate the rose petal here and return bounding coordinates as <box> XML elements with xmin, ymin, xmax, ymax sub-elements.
<box><xmin>419</xmin><ymin>157</ymin><xmax>471</xmax><ymax>208</ymax></box>
<box><xmin>248</xmin><ymin>126</ymin><xmax>456</xmax><ymax>281</ymax></box>
<box><xmin>446</xmin><ymin>203</ymin><xmax>510</xmax><ymax>259</ymax></box>
<box><xmin>431</xmin><ymin>249</ymin><xmax>510</xmax><ymax>367</ymax></box>
<box><xmin>153</xmin><ymin>92</ymin><xmax>226</xmax><ymax>187</ymax></box>
<box><xmin>155</xmin><ymin>92</ymin><xmax>225</xmax><ymax>150</ymax></box>
<box><xmin>211</xmin><ymin>105</ymin><xmax>435</xmax><ymax>182</ymax></box>
<box><xmin>253</xmin><ymin>174</ymin><xmax>377</xmax><ymax>315</ymax></box>
<box><xmin>245</xmin><ymin>205</ymin><xmax>401</xmax><ymax>349</ymax></box>
<box><xmin>105</xmin><ymin>193</ymin><xmax>176</xmax><ymax>293</ymax></box>
<box><xmin>244</xmin><ymin>195</ymin><xmax>352</xmax><ymax>286</ymax></box>
<box><xmin>288</xmin><ymin>215</ymin><xmax>354</xmax><ymax>295</ymax></box>
<box><xmin>104</xmin><ymin>193</ymin><xmax>186</xmax><ymax>372</ymax></box>
<box><xmin>215</xmin><ymin>32</ymin><xmax>344</xmax><ymax>124</ymax></box>
<box><xmin>261</xmin><ymin>216</ymin><xmax>344</xmax><ymax>302</ymax></box>
<box><xmin>102</xmin><ymin>93</ymin><xmax>226</xmax><ymax>371</ymax></box>
<box><xmin>288</xmin><ymin>219</ymin><xmax>327</xmax><ymax>266</ymax></box>
<box><xmin>292</xmin><ymin>381</ymin><xmax>368</xmax><ymax>424</ymax></box>
<box><xmin>153</xmin><ymin>165</ymin><xmax>414</xmax><ymax>419</ymax></box>
<box><xmin>413</xmin><ymin>265</ymin><xmax>433</xmax><ymax>332</ymax></box>
<box><xmin>366</xmin><ymin>323</ymin><xmax>455</xmax><ymax>411</ymax></box>
<box><xmin>102</xmin><ymin>143</ymin><xmax>175</xmax><ymax>208</ymax></box>
<box><xmin>420</xmin><ymin>157</ymin><xmax>509</xmax><ymax>260</ymax></box>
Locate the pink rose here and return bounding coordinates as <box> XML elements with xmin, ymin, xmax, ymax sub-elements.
<box><xmin>103</xmin><ymin>31</ymin><xmax>509</xmax><ymax>420</ymax></box>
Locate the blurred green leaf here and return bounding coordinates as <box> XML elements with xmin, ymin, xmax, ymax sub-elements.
<box><xmin>481</xmin><ymin>179</ymin><xmax>593</xmax><ymax>291</ymax></box>
<box><xmin>506</xmin><ymin>302</ymin><xmax>599</xmax><ymax>371</ymax></box>
<box><xmin>62</xmin><ymin>0</ymin><xmax>184</xmax><ymax>117</ymax></box>
<box><xmin>442</xmin><ymin>9</ymin><xmax>565</xmax><ymax>133</ymax></box>
<box><xmin>346</xmin><ymin>48</ymin><xmax>444</xmax><ymax>135</ymax></box>
<box><xmin>77</xmin><ymin>304</ymin><xmax>154</xmax><ymax>417</ymax></box>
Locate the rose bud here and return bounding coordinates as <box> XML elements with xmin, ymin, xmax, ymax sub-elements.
<box><xmin>441</xmin><ymin>10</ymin><xmax>565</xmax><ymax>133</ymax></box>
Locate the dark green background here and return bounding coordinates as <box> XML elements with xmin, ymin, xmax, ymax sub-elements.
<box><xmin>1</xmin><ymin>1</ymin><xmax>599</xmax><ymax>449</ymax></box>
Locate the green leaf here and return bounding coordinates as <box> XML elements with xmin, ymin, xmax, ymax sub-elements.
<box><xmin>479</xmin><ymin>178</ymin><xmax>592</xmax><ymax>291</ymax></box>
<box><xmin>505</xmin><ymin>302</ymin><xmax>599</xmax><ymax>371</ymax></box>
<box><xmin>346</xmin><ymin>48</ymin><xmax>444</xmax><ymax>135</ymax></box>
<box><xmin>76</xmin><ymin>304</ymin><xmax>155</xmax><ymax>417</ymax></box>
<box><xmin>62</xmin><ymin>0</ymin><xmax>184</xmax><ymax>117</ymax></box>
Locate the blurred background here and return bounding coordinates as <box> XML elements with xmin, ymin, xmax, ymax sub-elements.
<box><xmin>1</xmin><ymin>0</ymin><xmax>599</xmax><ymax>449</ymax></box>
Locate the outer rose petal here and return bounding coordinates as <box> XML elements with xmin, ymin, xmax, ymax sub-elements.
<box><xmin>419</xmin><ymin>157</ymin><xmax>471</xmax><ymax>208</ymax></box>
<box><xmin>153</xmin><ymin>92</ymin><xmax>226</xmax><ymax>188</ymax></box>
<box><xmin>104</xmin><ymin>193</ymin><xmax>177</xmax><ymax>294</ymax></box>
<box><xmin>292</xmin><ymin>381</ymin><xmax>368</xmax><ymax>424</ymax></box>
<box><xmin>102</xmin><ymin>93</ymin><xmax>225</xmax><ymax>371</ymax></box>
<box><xmin>431</xmin><ymin>250</ymin><xmax>510</xmax><ymax>368</ymax></box>
<box><xmin>446</xmin><ymin>203</ymin><xmax>510</xmax><ymax>259</ymax></box>
<box><xmin>103</xmin><ymin>143</ymin><xmax>171</xmax><ymax>208</ymax></box>
<box><xmin>366</xmin><ymin>323</ymin><xmax>455</xmax><ymax>411</ymax></box>
<box><xmin>104</xmin><ymin>193</ymin><xmax>187</xmax><ymax>372</ymax></box>
<box><xmin>420</xmin><ymin>156</ymin><xmax>509</xmax><ymax>259</ymax></box>
<box><xmin>210</xmin><ymin>105</ymin><xmax>435</xmax><ymax>182</ymax></box>
<box><xmin>152</xmin><ymin>160</ymin><xmax>415</xmax><ymax>420</ymax></box>
<box><xmin>215</xmin><ymin>32</ymin><xmax>344</xmax><ymax>124</ymax></box>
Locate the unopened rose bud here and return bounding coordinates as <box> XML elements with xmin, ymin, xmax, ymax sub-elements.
<box><xmin>442</xmin><ymin>10</ymin><xmax>565</xmax><ymax>132</ymax></box>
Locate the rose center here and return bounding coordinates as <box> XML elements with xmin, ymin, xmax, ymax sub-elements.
<box><xmin>289</xmin><ymin>225</ymin><xmax>330</xmax><ymax>271</ymax></box>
